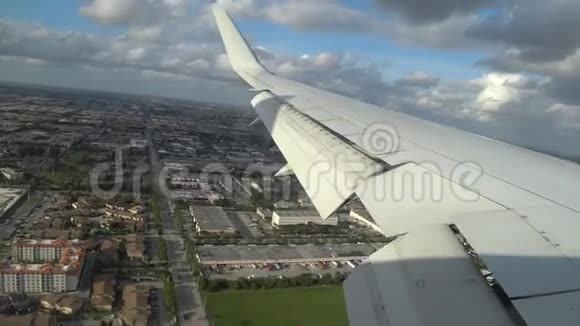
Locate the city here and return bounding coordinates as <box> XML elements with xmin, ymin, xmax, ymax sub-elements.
<box><xmin>0</xmin><ymin>82</ymin><xmax>389</xmax><ymax>326</ymax></box>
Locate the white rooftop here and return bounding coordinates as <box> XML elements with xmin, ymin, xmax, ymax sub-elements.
<box><xmin>0</xmin><ymin>188</ymin><xmax>26</xmax><ymax>215</ymax></box>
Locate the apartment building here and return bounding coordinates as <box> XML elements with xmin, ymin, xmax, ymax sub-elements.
<box><xmin>272</xmin><ymin>210</ymin><xmax>338</xmax><ymax>227</ymax></box>
<box><xmin>12</xmin><ymin>239</ymin><xmax>83</xmax><ymax>263</ymax></box>
<box><xmin>1</xmin><ymin>239</ymin><xmax>85</xmax><ymax>293</ymax></box>
<box><xmin>0</xmin><ymin>263</ymin><xmax>81</xmax><ymax>293</ymax></box>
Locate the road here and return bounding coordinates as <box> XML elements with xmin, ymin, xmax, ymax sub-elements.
<box><xmin>147</xmin><ymin>121</ymin><xmax>209</xmax><ymax>326</ymax></box>
<box><xmin>78</xmin><ymin>253</ymin><xmax>97</xmax><ymax>299</ymax></box>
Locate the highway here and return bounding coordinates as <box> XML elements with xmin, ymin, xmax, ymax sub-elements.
<box><xmin>147</xmin><ymin>121</ymin><xmax>209</xmax><ymax>326</ymax></box>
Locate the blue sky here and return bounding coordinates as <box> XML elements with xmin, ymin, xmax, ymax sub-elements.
<box><xmin>244</xmin><ymin>19</ymin><xmax>485</xmax><ymax>80</ymax></box>
<box><xmin>0</xmin><ymin>0</ymin><xmax>484</xmax><ymax>81</ymax></box>
<box><xmin>1</xmin><ymin>0</ymin><xmax>120</xmax><ymax>35</ymax></box>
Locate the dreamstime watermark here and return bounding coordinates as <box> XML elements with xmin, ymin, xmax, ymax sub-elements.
<box><xmin>88</xmin><ymin>123</ymin><xmax>485</xmax><ymax>205</ymax></box>
<box><xmin>361</xmin><ymin>122</ymin><xmax>401</xmax><ymax>155</ymax></box>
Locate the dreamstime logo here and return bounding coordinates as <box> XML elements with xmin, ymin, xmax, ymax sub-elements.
<box><xmin>361</xmin><ymin>122</ymin><xmax>401</xmax><ymax>155</ymax></box>
<box><xmin>355</xmin><ymin>160</ymin><xmax>485</xmax><ymax>203</ymax></box>
<box><xmin>90</xmin><ymin>147</ymin><xmax>151</xmax><ymax>201</ymax></box>
<box><xmin>88</xmin><ymin>133</ymin><xmax>485</xmax><ymax>206</ymax></box>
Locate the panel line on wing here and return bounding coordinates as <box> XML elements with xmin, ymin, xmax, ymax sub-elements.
<box><xmin>511</xmin><ymin>288</ymin><xmax>580</xmax><ymax>301</ymax></box>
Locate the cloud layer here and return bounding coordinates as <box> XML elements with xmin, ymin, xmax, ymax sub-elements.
<box><xmin>0</xmin><ymin>0</ymin><xmax>579</xmax><ymax>155</ymax></box>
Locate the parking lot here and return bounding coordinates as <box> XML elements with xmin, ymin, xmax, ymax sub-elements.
<box><xmin>0</xmin><ymin>191</ymin><xmax>49</xmax><ymax>241</ymax></box>
<box><xmin>226</xmin><ymin>211</ymin><xmax>262</xmax><ymax>238</ymax></box>
<box><xmin>207</xmin><ymin>261</ymin><xmax>357</xmax><ymax>280</ymax></box>
<box><xmin>198</xmin><ymin>243</ymin><xmax>381</xmax><ymax>266</ymax></box>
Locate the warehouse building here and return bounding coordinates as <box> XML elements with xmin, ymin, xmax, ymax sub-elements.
<box><xmin>190</xmin><ymin>206</ymin><xmax>237</xmax><ymax>234</ymax></box>
<box><xmin>0</xmin><ymin>187</ymin><xmax>26</xmax><ymax>220</ymax></box>
<box><xmin>272</xmin><ymin>210</ymin><xmax>338</xmax><ymax>227</ymax></box>
<box><xmin>0</xmin><ymin>168</ymin><xmax>23</xmax><ymax>181</ymax></box>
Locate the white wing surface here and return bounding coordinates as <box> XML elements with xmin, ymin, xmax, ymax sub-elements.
<box><xmin>213</xmin><ymin>6</ymin><xmax>580</xmax><ymax>326</ymax></box>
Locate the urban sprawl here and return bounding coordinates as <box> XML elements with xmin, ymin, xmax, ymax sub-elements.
<box><xmin>0</xmin><ymin>83</ymin><xmax>390</xmax><ymax>325</ymax></box>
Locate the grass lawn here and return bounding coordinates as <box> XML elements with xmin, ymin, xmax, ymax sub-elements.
<box><xmin>40</xmin><ymin>168</ymin><xmax>86</xmax><ymax>189</ymax></box>
<box><xmin>204</xmin><ymin>286</ymin><xmax>348</xmax><ymax>326</ymax></box>
<box><xmin>40</xmin><ymin>151</ymin><xmax>94</xmax><ymax>188</ymax></box>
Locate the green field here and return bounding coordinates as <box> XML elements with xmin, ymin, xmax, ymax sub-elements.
<box><xmin>204</xmin><ymin>287</ymin><xmax>348</xmax><ymax>326</ymax></box>
<box><xmin>40</xmin><ymin>151</ymin><xmax>94</xmax><ymax>189</ymax></box>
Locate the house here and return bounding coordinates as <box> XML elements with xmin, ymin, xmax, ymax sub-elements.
<box><xmin>98</xmin><ymin>240</ymin><xmax>119</xmax><ymax>267</ymax></box>
<box><xmin>273</xmin><ymin>200</ymin><xmax>297</xmax><ymax>209</ymax></box>
<box><xmin>256</xmin><ymin>207</ymin><xmax>273</xmax><ymax>220</ymax></box>
<box><xmin>53</xmin><ymin>195</ymin><xmax>72</xmax><ymax>210</ymax></box>
<box><xmin>104</xmin><ymin>208</ymin><xmax>143</xmax><ymax>222</ymax></box>
<box><xmin>121</xmin><ymin>284</ymin><xmax>151</xmax><ymax>326</ymax></box>
<box><xmin>40</xmin><ymin>294</ymin><xmax>85</xmax><ymax>315</ymax></box>
<box><xmin>0</xmin><ymin>315</ymin><xmax>56</xmax><ymax>326</ymax></box>
<box><xmin>71</xmin><ymin>196</ymin><xmax>96</xmax><ymax>210</ymax></box>
<box><xmin>105</xmin><ymin>203</ymin><xmax>125</xmax><ymax>211</ymax></box>
<box><xmin>90</xmin><ymin>274</ymin><xmax>115</xmax><ymax>312</ymax></box>
<box><xmin>128</xmin><ymin>205</ymin><xmax>144</xmax><ymax>215</ymax></box>
<box><xmin>125</xmin><ymin>235</ymin><xmax>145</xmax><ymax>260</ymax></box>
<box><xmin>118</xmin><ymin>211</ymin><xmax>142</xmax><ymax>222</ymax></box>
<box><xmin>71</xmin><ymin>216</ymin><xmax>91</xmax><ymax>228</ymax></box>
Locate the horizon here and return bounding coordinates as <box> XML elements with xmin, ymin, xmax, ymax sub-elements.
<box><xmin>3</xmin><ymin>79</ymin><xmax>580</xmax><ymax>164</ymax></box>
<box><xmin>1</xmin><ymin>0</ymin><xmax>580</xmax><ymax>155</ymax></box>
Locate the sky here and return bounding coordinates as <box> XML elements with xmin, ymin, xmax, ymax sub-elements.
<box><xmin>1</xmin><ymin>0</ymin><xmax>580</xmax><ymax>155</ymax></box>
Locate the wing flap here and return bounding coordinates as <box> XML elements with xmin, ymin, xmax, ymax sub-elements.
<box><xmin>344</xmin><ymin>225</ymin><xmax>515</xmax><ymax>326</ymax></box>
<box><xmin>360</xmin><ymin>163</ymin><xmax>502</xmax><ymax>235</ymax></box>
<box><xmin>251</xmin><ymin>91</ymin><xmax>388</xmax><ymax>218</ymax></box>
<box><xmin>513</xmin><ymin>291</ymin><xmax>580</xmax><ymax>326</ymax></box>
<box><xmin>455</xmin><ymin>210</ymin><xmax>580</xmax><ymax>298</ymax></box>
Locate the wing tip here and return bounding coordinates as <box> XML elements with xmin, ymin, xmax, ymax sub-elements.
<box><xmin>212</xmin><ymin>4</ymin><xmax>267</xmax><ymax>74</ymax></box>
<box><xmin>211</xmin><ymin>4</ymin><xmax>226</xmax><ymax>17</ymax></box>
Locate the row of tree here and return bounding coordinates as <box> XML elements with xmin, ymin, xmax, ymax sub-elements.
<box><xmin>151</xmin><ymin>194</ymin><xmax>163</xmax><ymax>233</ymax></box>
<box><xmin>156</xmin><ymin>237</ymin><xmax>168</xmax><ymax>262</ymax></box>
<box><xmin>200</xmin><ymin>272</ymin><xmax>348</xmax><ymax>292</ymax></box>
<box><xmin>163</xmin><ymin>274</ymin><xmax>179</xmax><ymax>324</ymax></box>
<box><xmin>184</xmin><ymin>237</ymin><xmax>201</xmax><ymax>277</ymax></box>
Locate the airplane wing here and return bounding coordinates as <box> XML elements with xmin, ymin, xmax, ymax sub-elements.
<box><xmin>212</xmin><ymin>6</ymin><xmax>580</xmax><ymax>326</ymax></box>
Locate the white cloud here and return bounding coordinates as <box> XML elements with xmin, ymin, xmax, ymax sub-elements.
<box><xmin>141</xmin><ymin>69</ymin><xmax>189</xmax><ymax>80</ymax></box>
<box><xmin>313</xmin><ymin>53</ymin><xmax>341</xmax><ymax>69</ymax></box>
<box><xmin>212</xmin><ymin>0</ymin><xmax>480</xmax><ymax>49</ymax></box>
<box><xmin>126</xmin><ymin>48</ymin><xmax>146</xmax><ymax>61</ymax></box>
<box><xmin>0</xmin><ymin>18</ymin><xmax>236</xmax><ymax>82</ymax></box>
<box><xmin>548</xmin><ymin>103</ymin><xmax>580</xmax><ymax>114</ymax></box>
<box><xmin>80</xmin><ymin>0</ymin><xmax>141</xmax><ymax>25</ymax></box>
<box><xmin>548</xmin><ymin>103</ymin><xmax>580</xmax><ymax>129</ymax></box>
<box><xmin>396</xmin><ymin>71</ymin><xmax>440</xmax><ymax>88</ymax></box>
<box><xmin>0</xmin><ymin>56</ymin><xmax>46</xmax><ymax>66</ymax></box>
<box><xmin>473</xmin><ymin>73</ymin><xmax>526</xmax><ymax>113</ymax></box>
<box><xmin>215</xmin><ymin>0</ymin><xmax>258</xmax><ymax>16</ymax></box>
<box><xmin>127</xmin><ymin>26</ymin><xmax>163</xmax><ymax>42</ymax></box>
<box><xmin>264</xmin><ymin>1</ymin><xmax>374</xmax><ymax>32</ymax></box>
